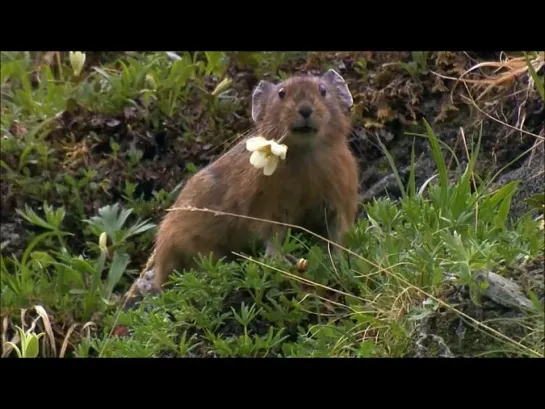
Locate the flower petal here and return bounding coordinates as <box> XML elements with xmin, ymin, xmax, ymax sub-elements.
<box><xmin>270</xmin><ymin>142</ymin><xmax>288</xmax><ymax>160</ymax></box>
<box><xmin>250</xmin><ymin>151</ymin><xmax>268</xmax><ymax>168</ymax></box>
<box><xmin>246</xmin><ymin>136</ymin><xmax>268</xmax><ymax>152</ymax></box>
<box><xmin>263</xmin><ymin>157</ymin><xmax>279</xmax><ymax>176</ymax></box>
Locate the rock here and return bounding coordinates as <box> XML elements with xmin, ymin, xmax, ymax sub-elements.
<box><xmin>491</xmin><ymin>137</ymin><xmax>545</xmax><ymax>220</ymax></box>
<box><xmin>0</xmin><ymin>221</ymin><xmax>24</xmax><ymax>256</ymax></box>
<box><xmin>474</xmin><ymin>270</ymin><xmax>536</xmax><ymax>312</ymax></box>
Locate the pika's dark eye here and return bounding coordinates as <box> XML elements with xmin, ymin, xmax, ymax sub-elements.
<box><xmin>319</xmin><ymin>84</ymin><xmax>327</xmax><ymax>97</ymax></box>
<box><xmin>278</xmin><ymin>88</ymin><xmax>286</xmax><ymax>99</ymax></box>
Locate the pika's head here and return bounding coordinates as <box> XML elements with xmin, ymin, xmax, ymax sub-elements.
<box><xmin>251</xmin><ymin>69</ymin><xmax>353</xmax><ymax>149</ymax></box>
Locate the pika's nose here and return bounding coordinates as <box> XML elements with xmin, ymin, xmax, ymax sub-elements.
<box><xmin>298</xmin><ymin>105</ymin><xmax>313</xmax><ymax>119</ymax></box>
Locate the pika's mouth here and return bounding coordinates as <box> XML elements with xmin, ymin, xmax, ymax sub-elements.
<box><xmin>291</xmin><ymin>125</ymin><xmax>317</xmax><ymax>134</ymax></box>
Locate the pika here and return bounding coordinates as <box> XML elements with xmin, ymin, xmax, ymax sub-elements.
<box><xmin>152</xmin><ymin>69</ymin><xmax>359</xmax><ymax>290</ymax></box>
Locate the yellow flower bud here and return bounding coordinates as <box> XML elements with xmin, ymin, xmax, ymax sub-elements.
<box><xmin>295</xmin><ymin>258</ymin><xmax>308</xmax><ymax>272</ymax></box>
<box><xmin>145</xmin><ymin>73</ymin><xmax>157</xmax><ymax>90</ymax></box>
<box><xmin>99</xmin><ymin>232</ymin><xmax>108</xmax><ymax>251</ymax></box>
<box><xmin>211</xmin><ymin>77</ymin><xmax>233</xmax><ymax>96</ymax></box>
<box><xmin>69</xmin><ymin>51</ymin><xmax>86</xmax><ymax>76</ymax></box>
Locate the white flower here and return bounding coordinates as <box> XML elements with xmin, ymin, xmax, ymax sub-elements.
<box><xmin>246</xmin><ymin>136</ymin><xmax>288</xmax><ymax>176</ymax></box>
<box><xmin>145</xmin><ymin>73</ymin><xmax>157</xmax><ymax>90</ymax></box>
<box><xmin>99</xmin><ymin>231</ymin><xmax>110</xmax><ymax>258</ymax></box>
<box><xmin>99</xmin><ymin>232</ymin><xmax>108</xmax><ymax>251</ymax></box>
<box><xmin>69</xmin><ymin>51</ymin><xmax>86</xmax><ymax>76</ymax></box>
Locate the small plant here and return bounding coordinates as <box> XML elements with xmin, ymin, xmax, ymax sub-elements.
<box><xmin>1</xmin><ymin>201</ymin><xmax>156</xmax><ymax>334</ymax></box>
<box><xmin>84</xmin><ymin>203</ymin><xmax>155</xmax><ymax>248</ymax></box>
<box><xmin>4</xmin><ymin>325</ymin><xmax>45</xmax><ymax>358</ymax></box>
<box><xmin>391</xmin><ymin>51</ymin><xmax>429</xmax><ymax>79</ymax></box>
<box><xmin>524</xmin><ymin>52</ymin><xmax>544</xmax><ymax>100</ymax></box>
<box><xmin>2</xmin><ymin>305</ymin><xmax>54</xmax><ymax>358</ymax></box>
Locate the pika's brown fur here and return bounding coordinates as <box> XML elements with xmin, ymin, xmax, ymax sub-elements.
<box><xmin>152</xmin><ymin>69</ymin><xmax>359</xmax><ymax>290</ymax></box>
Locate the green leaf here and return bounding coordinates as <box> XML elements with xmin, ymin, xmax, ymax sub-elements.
<box><xmin>16</xmin><ymin>204</ymin><xmax>55</xmax><ymax>231</ymax></box>
<box><xmin>21</xmin><ymin>231</ymin><xmax>71</xmax><ymax>268</ymax></box>
<box><xmin>524</xmin><ymin>192</ymin><xmax>545</xmax><ymax>211</ymax></box>
<box><xmin>23</xmin><ymin>334</ymin><xmax>41</xmax><ymax>358</ymax></box>
<box><xmin>407</xmin><ymin>139</ymin><xmax>417</xmax><ymax>199</ymax></box>
<box><xmin>30</xmin><ymin>251</ymin><xmax>56</xmax><ymax>268</ymax></box>
<box><xmin>124</xmin><ymin>220</ymin><xmax>156</xmax><ymax>239</ymax></box>
<box><xmin>376</xmin><ymin>135</ymin><xmax>406</xmax><ymax>200</ymax></box>
<box><xmin>69</xmin><ymin>289</ymin><xmax>88</xmax><ymax>295</ymax></box>
<box><xmin>104</xmin><ymin>252</ymin><xmax>131</xmax><ymax>298</ymax></box>
<box><xmin>524</xmin><ymin>53</ymin><xmax>544</xmax><ymax>101</ymax></box>
<box><xmin>185</xmin><ymin>162</ymin><xmax>198</xmax><ymax>173</ymax></box>
<box><xmin>527</xmin><ymin>290</ymin><xmax>542</xmax><ymax>311</ymax></box>
<box><xmin>423</xmin><ymin>118</ymin><xmax>448</xmax><ymax>207</ymax></box>
<box><xmin>488</xmin><ymin>181</ymin><xmax>519</xmax><ymax>209</ymax></box>
<box><xmin>4</xmin><ymin>342</ymin><xmax>22</xmax><ymax>358</ymax></box>
<box><xmin>205</xmin><ymin>52</ymin><xmax>223</xmax><ymax>75</ymax></box>
<box><xmin>359</xmin><ymin>340</ymin><xmax>376</xmax><ymax>357</ymax></box>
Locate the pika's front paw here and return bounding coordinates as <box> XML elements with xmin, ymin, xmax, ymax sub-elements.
<box><xmin>264</xmin><ymin>241</ymin><xmax>281</xmax><ymax>259</ymax></box>
<box><xmin>132</xmin><ymin>268</ymin><xmax>161</xmax><ymax>296</ymax></box>
<box><xmin>264</xmin><ymin>245</ymin><xmax>304</xmax><ymax>269</ymax></box>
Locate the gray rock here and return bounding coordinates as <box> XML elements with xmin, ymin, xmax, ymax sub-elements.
<box><xmin>0</xmin><ymin>221</ymin><xmax>24</xmax><ymax>256</ymax></box>
<box><xmin>491</xmin><ymin>138</ymin><xmax>544</xmax><ymax>220</ymax></box>
<box><xmin>474</xmin><ymin>270</ymin><xmax>536</xmax><ymax>312</ymax></box>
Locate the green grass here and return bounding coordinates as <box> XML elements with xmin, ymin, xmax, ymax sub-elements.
<box><xmin>1</xmin><ymin>51</ymin><xmax>543</xmax><ymax>358</ymax></box>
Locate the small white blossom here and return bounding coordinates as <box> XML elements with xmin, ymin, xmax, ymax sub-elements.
<box><xmin>69</xmin><ymin>51</ymin><xmax>86</xmax><ymax>76</ymax></box>
<box><xmin>98</xmin><ymin>231</ymin><xmax>110</xmax><ymax>258</ymax></box>
<box><xmin>145</xmin><ymin>73</ymin><xmax>157</xmax><ymax>90</ymax></box>
<box><xmin>99</xmin><ymin>232</ymin><xmax>108</xmax><ymax>251</ymax></box>
<box><xmin>246</xmin><ymin>136</ymin><xmax>288</xmax><ymax>176</ymax></box>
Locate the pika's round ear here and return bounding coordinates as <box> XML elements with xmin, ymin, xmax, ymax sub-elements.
<box><xmin>321</xmin><ymin>69</ymin><xmax>353</xmax><ymax>111</ymax></box>
<box><xmin>251</xmin><ymin>80</ymin><xmax>274</xmax><ymax>123</ymax></box>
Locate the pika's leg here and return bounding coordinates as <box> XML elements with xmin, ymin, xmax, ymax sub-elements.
<box><xmin>323</xmin><ymin>205</ymin><xmax>353</xmax><ymax>258</ymax></box>
<box><xmin>152</xmin><ymin>248</ymin><xmax>178</xmax><ymax>291</ymax></box>
<box><xmin>264</xmin><ymin>229</ymin><xmax>297</xmax><ymax>266</ymax></box>
<box><xmin>264</xmin><ymin>233</ymin><xmax>283</xmax><ymax>258</ymax></box>
<box><xmin>152</xmin><ymin>218</ymin><xmax>188</xmax><ymax>291</ymax></box>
